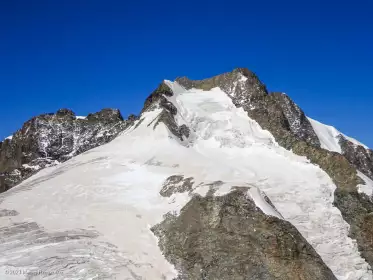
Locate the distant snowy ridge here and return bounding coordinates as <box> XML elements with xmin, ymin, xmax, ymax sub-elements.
<box><xmin>4</xmin><ymin>135</ymin><xmax>12</xmax><ymax>141</ymax></box>
<box><xmin>308</xmin><ymin>117</ymin><xmax>369</xmax><ymax>152</ymax></box>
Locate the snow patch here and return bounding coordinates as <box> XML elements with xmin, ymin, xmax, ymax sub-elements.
<box><xmin>22</xmin><ymin>164</ymin><xmax>41</xmax><ymax>171</ymax></box>
<box><xmin>343</xmin><ymin>135</ymin><xmax>369</xmax><ymax>150</ymax></box>
<box><xmin>308</xmin><ymin>117</ymin><xmax>369</xmax><ymax>152</ymax></box>
<box><xmin>308</xmin><ymin>117</ymin><xmax>343</xmax><ymax>153</ymax></box>
<box><xmin>357</xmin><ymin>171</ymin><xmax>373</xmax><ymax>197</ymax></box>
<box><xmin>247</xmin><ymin>187</ymin><xmax>283</xmax><ymax>219</ymax></box>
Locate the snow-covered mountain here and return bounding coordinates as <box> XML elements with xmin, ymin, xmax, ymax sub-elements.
<box><xmin>1</xmin><ymin>68</ymin><xmax>373</xmax><ymax>280</ymax></box>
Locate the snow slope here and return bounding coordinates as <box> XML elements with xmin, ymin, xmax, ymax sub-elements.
<box><xmin>358</xmin><ymin>171</ymin><xmax>373</xmax><ymax>196</ymax></box>
<box><xmin>308</xmin><ymin>117</ymin><xmax>369</xmax><ymax>152</ymax></box>
<box><xmin>0</xmin><ymin>82</ymin><xmax>371</xmax><ymax>279</ymax></box>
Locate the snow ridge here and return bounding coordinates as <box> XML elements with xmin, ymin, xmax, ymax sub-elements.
<box><xmin>308</xmin><ymin>117</ymin><xmax>369</xmax><ymax>152</ymax></box>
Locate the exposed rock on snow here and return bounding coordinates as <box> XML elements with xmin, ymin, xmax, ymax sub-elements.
<box><xmin>271</xmin><ymin>92</ymin><xmax>320</xmax><ymax>147</ymax></box>
<box><xmin>160</xmin><ymin>175</ymin><xmax>194</xmax><ymax>197</ymax></box>
<box><xmin>141</xmin><ymin>82</ymin><xmax>190</xmax><ymax>142</ymax></box>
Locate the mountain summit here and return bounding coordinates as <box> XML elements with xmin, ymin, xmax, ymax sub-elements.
<box><xmin>0</xmin><ymin>68</ymin><xmax>373</xmax><ymax>280</ymax></box>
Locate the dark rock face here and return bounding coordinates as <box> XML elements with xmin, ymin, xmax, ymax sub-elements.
<box><xmin>152</xmin><ymin>188</ymin><xmax>337</xmax><ymax>280</ymax></box>
<box><xmin>141</xmin><ymin>82</ymin><xmax>174</xmax><ymax>113</ymax></box>
<box><xmin>271</xmin><ymin>93</ymin><xmax>320</xmax><ymax>147</ymax></box>
<box><xmin>0</xmin><ymin>108</ymin><xmax>136</xmax><ymax>193</ymax></box>
<box><xmin>141</xmin><ymin>82</ymin><xmax>190</xmax><ymax>141</ymax></box>
<box><xmin>86</xmin><ymin>108</ymin><xmax>124</xmax><ymax>123</ymax></box>
<box><xmin>339</xmin><ymin>135</ymin><xmax>373</xmax><ymax>180</ymax></box>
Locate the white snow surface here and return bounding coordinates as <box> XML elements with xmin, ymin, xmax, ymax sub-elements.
<box><xmin>0</xmin><ymin>82</ymin><xmax>371</xmax><ymax>279</ymax></box>
<box><xmin>308</xmin><ymin>117</ymin><xmax>369</xmax><ymax>152</ymax></box>
<box><xmin>247</xmin><ymin>187</ymin><xmax>283</xmax><ymax>219</ymax></box>
<box><xmin>358</xmin><ymin>171</ymin><xmax>373</xmax><ymax>197</ymax></box>
<box><xmin>308</xmin><ymin>117</ymin><xmax>372</xmax><ymax>197</ymax></box>
<box><xmin>4</xmin><ymin>135</ymin><xmax>12</xmax><ymax>141</ymax></box>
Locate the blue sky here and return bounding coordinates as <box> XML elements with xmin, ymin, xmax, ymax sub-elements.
<box><xmin>1</xmin><ymin>1</ymin><xmax>372</xmax><ymax>147</ymax></box>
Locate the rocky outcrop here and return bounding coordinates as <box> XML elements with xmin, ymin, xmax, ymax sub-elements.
<box><xmin>159</xmin><ymin>175</ymin><xmax>194</xmax><ymax>197</ymax></box>
<box><xmin>339</xmin><ymin>135</ymin><xmax>373</xmax><ymax>180</ymax></box>
<box><xmin>271</xmin><ymin>93</ymin><xmax>320</xmax><ymax>147</ymax></box>
<box><xmin>0</xmin><ymin>108</ymin><xmax>136</xmax><ymax>193</ymax></box>
<box><xmin>141</xmin><ymin>82</ymin><xmax>190</xmax><ymax>141</ymax></box>
<box><xmin>141</xmin><ymin>82</ymin><xmax>174</xmax><ymax>113</ymax></box>
<box><xmin>152</xmin><ymin>188</ymin><xmax>337</xmax><ymax>280</ymax></box>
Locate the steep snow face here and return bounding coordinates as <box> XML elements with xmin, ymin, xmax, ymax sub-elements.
<box><xmin>0</xmin><ymin>82</ymin><xmax>371</xmax><ymax>279</ymax></box>
<box><xmin>308</xmin><ymin>117</ymin><xmax>369</xmax><ymax>152</ymax></box>
<box><xmin>307</xmin><ymin>117</ymin><xmax>343</xmax><ymax>153</ymax></box>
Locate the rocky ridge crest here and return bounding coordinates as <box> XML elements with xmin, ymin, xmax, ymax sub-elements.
<box><xmin>0</xmin><ymin>108</ymin><xmax>137</xmax><ymax>192</ymax></box>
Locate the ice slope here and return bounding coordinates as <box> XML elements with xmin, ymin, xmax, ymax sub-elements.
<box><xmin>308</xmin><ymin>117</ymin><xmax>369</xmax><ymax>152</ymax></box>
<box><xmin>0</xmin><ymin>82</ymin><xmax>371</xmax><ymax>279</ymax></box>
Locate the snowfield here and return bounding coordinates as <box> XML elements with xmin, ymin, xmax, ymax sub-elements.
<box><xmin>0</xmin><ymin>82</ymin><xmax>371</xmax><ymax>279</ymax></box>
